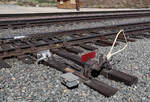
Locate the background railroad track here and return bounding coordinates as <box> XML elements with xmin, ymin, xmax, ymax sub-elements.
<box><xmin>1</xmin><ymin>10</ymin><xmax>150</xmax><ymax>101</ymax></box>
<box><xmin>0</xmin><ymin>9</ymin><xmax>150</xmax><ymax>30</ymax></box>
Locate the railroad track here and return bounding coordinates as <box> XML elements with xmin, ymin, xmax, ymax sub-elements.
<box><xmin>0</xmin><ymin>10</ymin><xmax>150</xmax><ymax>30</ymax></box>
<box><xmin>1</xmin><ymin>9</ymin><xmax>150</xmax><ymax>19</ymax></box>
<box><xmin>1</xmin><ymin>20</ymin><xmax>150</xmax><ymax>97</ymax></box>
<box><xmin>1</xmin><ymin>20</ymin><xmax>149</xmax><ymax>41</ymax></box>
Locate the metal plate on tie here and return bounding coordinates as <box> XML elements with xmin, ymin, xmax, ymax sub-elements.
<box><xmin>14</xmin><ymin>36</ymin><xmax>26</xmax><ymax>40</ymax></box>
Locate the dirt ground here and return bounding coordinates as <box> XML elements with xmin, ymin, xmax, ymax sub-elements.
<box><xmin>81</xmin><ymin>0</ymin><xmax>150</xmax><ymax>8</ymax></box>
<box><xmin>0</xmin><ymin>4</ymin><xmax>147</xmax><ymax>14</ymax></box>
<box><xmin>1</xmin><ymin>0</ymin><xmax>150</xmax><ymax>8</ymax></box>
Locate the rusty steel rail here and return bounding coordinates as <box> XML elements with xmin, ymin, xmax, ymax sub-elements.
<box><xmin>0</xmin><ymin>22</ymin><xmax>148</xmax><ymax>96</ymax></box>
<box><xmin>1</xmin><ymin>21</ymin><xmax>149</xmax><ymax>41</ymax></box>
<box><xmin>24</xmin><ymin>21</ymin><xmax>150</xmax><ymax>40</ymax></box>
<box><xmin>0</xmin><ymin>11</ymin><xmax>150</xmax><ymax>30</ymax></box>
<box><xmin>0</xmin><ymin>10</ymin><xmax>149</xmax><ymax>97</ymax></box>
<box><xmin>0</xmin><ymin>25</ymin><xmax>150</xmax><ymax>59</ymax></box>
<box><xmin>0</xmin><ymin>9</ymin><xmax>150</xmax><ymax>19</ymax></box>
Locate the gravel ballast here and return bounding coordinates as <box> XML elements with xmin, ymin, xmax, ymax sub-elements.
<box><xmin>0</xmin><ymin>17</ymin><xmax>150</xmax><ymax>38</ymax></box>
<box><xmin>0</xmin><ymin>37</ymin><xmax>150</xmax><ymax>102</ymax></box>
<box><xmin>0</xmin><ymin>7</ymin><xmax>150</xmax><ymax>101</ymax></box>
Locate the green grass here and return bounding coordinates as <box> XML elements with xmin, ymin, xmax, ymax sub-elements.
<box><xmin>32</xmin><ymin>0</ymin><xmax>56</xmax><ymax>3</ymax></box>
<box><xmin>16</xmin><ymin>0</ymin><xmax>57</xmax><ymax>6</ymax></box>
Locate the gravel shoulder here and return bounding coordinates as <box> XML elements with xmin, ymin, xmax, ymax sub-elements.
<box><xmin>0</xmin><ymin>5</ymin><xmax>150</xmax><ymax>102</ymax></box>
<box><xmin>0</xmin><ymin>38</ymin><xmax>150</xmax><ymax>102</ymax></box>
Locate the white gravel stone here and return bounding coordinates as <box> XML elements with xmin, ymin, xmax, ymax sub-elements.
<box><xmin>0</xmin><ymin>8</ymin><xmax>150</xmax><ymax>101</ymax></box>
